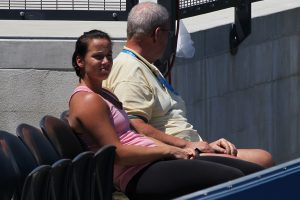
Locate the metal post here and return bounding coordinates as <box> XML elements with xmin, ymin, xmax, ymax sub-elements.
<box><xmin>230</xmin><ymin>0</ymin><xmax>251</xmax><ymax>55</ymax></box>
<box><xmin>156</xmin><ymin>0</ymin><xmax>178</xmax><ymax>77</ymax></box>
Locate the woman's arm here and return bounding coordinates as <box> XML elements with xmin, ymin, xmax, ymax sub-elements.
<box><xmin>69</xmin><ymin>92</ymin><xmax>194</xmax><ymax>166</ymax></box>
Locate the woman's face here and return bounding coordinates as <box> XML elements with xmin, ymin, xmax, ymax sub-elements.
<box><xmin>78</xmin><ymin>38</ymin><xmax>113</xmax><ymax>81</ymax></box>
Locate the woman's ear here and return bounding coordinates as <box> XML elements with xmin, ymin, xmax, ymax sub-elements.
<box><xmin>76</xmin><ymin>56</ymin><xmax>85</xmax><ymax>68</ymax></box>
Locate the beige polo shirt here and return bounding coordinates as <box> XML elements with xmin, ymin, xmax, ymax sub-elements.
<box><xmin>103</xmin><ymin>47</ymin><xmax>202</xmax><ymax>142</ymax></box>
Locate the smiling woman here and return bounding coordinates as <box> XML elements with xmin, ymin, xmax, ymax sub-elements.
<box><xmin>72</xmin><ymin>30</ymin><xmax>113</xmax><ymax>83</ymax></box>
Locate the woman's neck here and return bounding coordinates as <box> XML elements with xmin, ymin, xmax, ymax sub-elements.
<box><xmin>79</xmin><ymin>79</ymin><xmax>102</xmax><ymax>94</ymax></box>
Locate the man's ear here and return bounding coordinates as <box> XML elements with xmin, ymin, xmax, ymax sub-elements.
<box><xmin>153</xmin><ymin>27</ymin><xmax>161</xmax><ymax>43</ymax></box>
<box><xmin>76</xmin><ymin>56</ymin><xmax>85</xmax><ymax>68</ymax></box>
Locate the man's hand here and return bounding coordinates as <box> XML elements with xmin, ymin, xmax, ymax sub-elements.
<box><xmin>209</xmin><ymin>138</ymin><xmax>238</xmax><ymax>156</ymax></box>
<box><xmin>169</xmin><ymin>146</ymin><xmax>196</xmax><ymax>160</ymax></box>
<box><xmin>185</xmin><ymin>141</ymin><xmax>215</xmax><ymax>154</ymax></box>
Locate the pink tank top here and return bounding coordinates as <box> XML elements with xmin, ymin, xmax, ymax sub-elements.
<box><xmin>70</xmin><ymin>86</ymin><xmax>157</xmax><ymax>192</ymax></box>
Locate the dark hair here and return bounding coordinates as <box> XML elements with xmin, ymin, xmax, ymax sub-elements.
<box><xmin>72</xmin><ymin>29</ymin><xmax>112</xmax><ymax>78</ymax></box>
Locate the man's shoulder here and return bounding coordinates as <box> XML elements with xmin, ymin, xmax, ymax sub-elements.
<box><xmin>104</xmin><ymin>53</ymin><xmax>148</xmax><ymax>89</ymax></box>
<box><xmin>113</xmin><ymin>52</ymin><xmax>147</xmax><ymax>72</ymax></box>
<box><xmin>110</xmin><ymin>53</ymin><xmax>150</xmax><ymax>81</ymax></box>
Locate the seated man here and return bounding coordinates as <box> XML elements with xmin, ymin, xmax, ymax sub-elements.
<box><xmin>103</xmin><ymin>2</ymin><xmax>274</xmax><ymax>168</ymax></box>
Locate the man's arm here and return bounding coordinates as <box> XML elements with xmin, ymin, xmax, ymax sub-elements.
<box><xmin>130</xmin><ymin>118</ymin><xmax>187</xmax><ymax>148</ymax></box>
<box><xmin>130</xmin><ymin>118</ymin><xmax>215</xmax><ymax>153</ymax></box>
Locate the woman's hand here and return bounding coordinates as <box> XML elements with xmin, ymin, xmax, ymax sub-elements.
<box><xmin>209</xmin><ymin>138</ymin><xmax>238</xmax><ymax>156</ymax></box>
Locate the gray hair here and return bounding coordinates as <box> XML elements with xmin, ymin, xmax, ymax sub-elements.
<box><xmin>127</xmin><ymin>2</ymin><xmax>170</xmax><ymax>39</ymax></box>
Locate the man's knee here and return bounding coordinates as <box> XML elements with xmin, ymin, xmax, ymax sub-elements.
<box><xmin>238</xmin><ymin>148</ymin><xmax>275</xmax><ymax>168</ymax></box>
<box><xmin>256</xmin><ymin>149</ymin><xmax>275</xmax><ymax>168</ymax></box>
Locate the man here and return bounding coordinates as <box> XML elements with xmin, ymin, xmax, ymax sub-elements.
<box><xmin>103</xmin><ymin>2</ymin><xmax>273</xmax><ymax>167</ymax></box>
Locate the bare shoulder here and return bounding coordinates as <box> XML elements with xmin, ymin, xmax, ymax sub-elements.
<box><xmin>70</xmin><ymin>91</ymin><xmax>109</xmax><ymax>116</ymax></box>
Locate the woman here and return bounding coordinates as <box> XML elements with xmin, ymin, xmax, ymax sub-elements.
<box><xmin>68</xmin><ymin>30</ymin><xmax>263</xmax><ymax>200</ymax></box>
